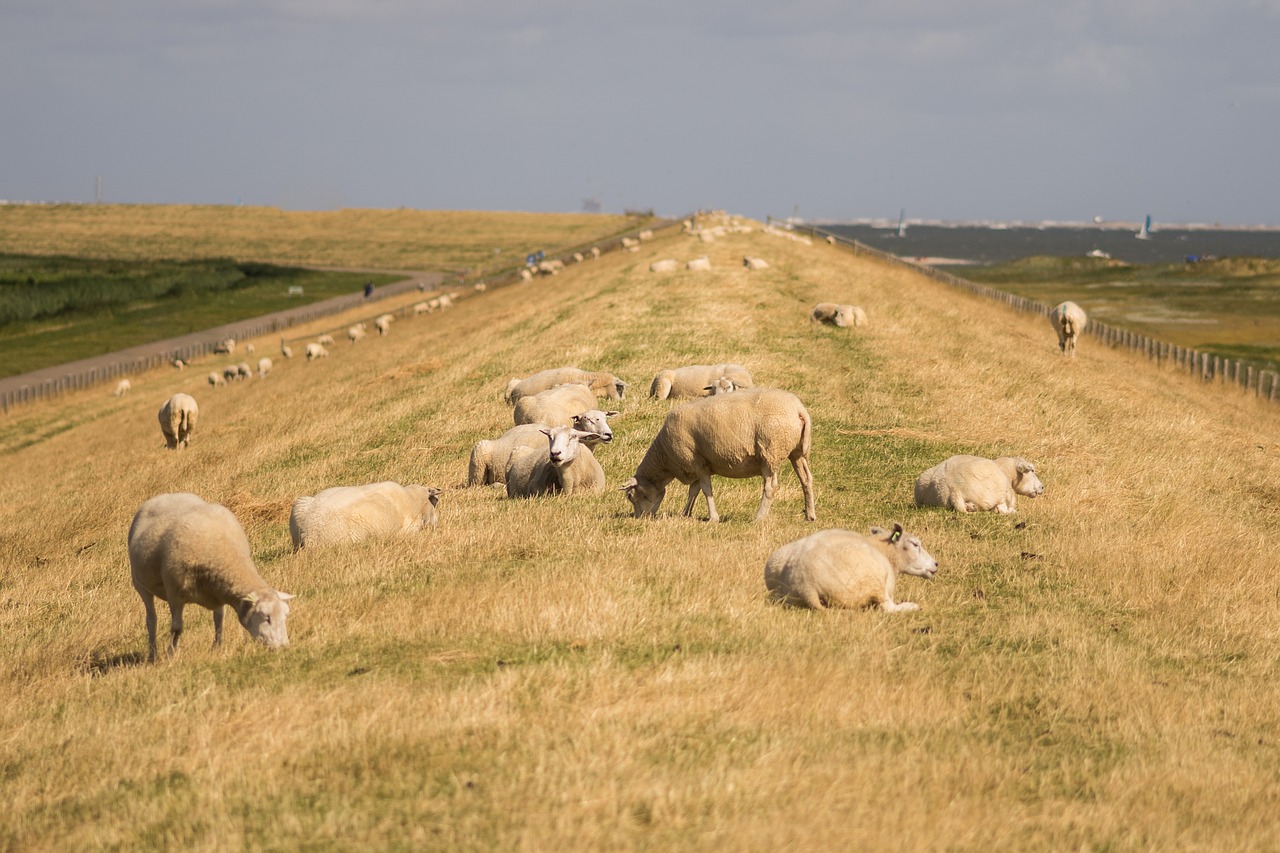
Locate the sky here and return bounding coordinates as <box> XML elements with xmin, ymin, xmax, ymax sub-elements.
<box><xmin>3</xmin><ymin>0</ymin><xmax>1279</xmax><ymax>225</ymax></box>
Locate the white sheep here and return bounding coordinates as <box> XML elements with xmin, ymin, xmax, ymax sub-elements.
<box><xmin>622</xmin><ymin>387</ymin><xmax>816</xmax><ymax>523</ymax></box>
<box><xmin>245</xmin><ymin>343</ymin><xmax>255</xmax><ymax>355</ymax></box>
<box><xmin>236</xmin><ymin>362</ymin><xmax>253</xmax><ymax>380</ymax></box>
<box><xmin>213</xmin><ymin>338</ymin><xmax>236</xmax><ymax>355</ymax></box>
<box><xmin>505</xmin><ymin>427</ymin><xmax>607</xmax><ymax>498</ymax></box>
<box><xmin>742</xmin><ymin>256</ymin><xmax>770</xmax><ymax>270</ymax></box>
<box><xmin>374</xmin><ymin>314</ymin><xmax>394</xmax><ymax>336</ymax></box>
<box><xmin>348</xmin><ymin>323</ymin><xmax>367</xmax><ymax>343</ymax></box>
<box><xmin>504</xmin><ymin>367</ymin><xmax>628</xmax><ymax>403</ymax></box>
<box><xmin>825</xmin><ymin>234</ymin><xmax>837</xmax><ymax>245</ymax></box>
<box><xmin>686</xmin><ymin>256</ymin><xmax>712</xmax><ymax>271</ymax></box>
<box><xmin>649</xmin><ymin>363</ymin><xmax>754</xmax><ymax>400</ymax></box>
<box><xmin>519</xmin><ymin>268</ymin><xmax>533</xmax><ymax>282</ymax></box>
<box><xmin>414</xmin><ymin>301</ymin><xmax>432</xmax><ymax>316</ymax></box>
<box><xmin>474</xmin><ymin>282</ymin><xmax>488</xmax><ymax>292</ymax></box>
<box><xmin>513</xmin><ymin>384</ymin><xmax>598</xmax><ymax>427</ymax></box>
<box><xmin>811</xmin><ymin>303</ymin><xmax>866</xmax><ymax>328</ymax></box>
<box><xmin>572</xmin><ymin>252</ymin><xmax>584</xmax><ymax>263</ymax></box>
<box><xmin>764</xmin><ymin>524</ymin><xmax>938</xmax><ymax>612</ymax></box>
<box><xmin>1050</xmin><ymin>301</ymin><xmax>1087</xmax><ymax>356</ymax></box>
<box><xmin>173</xmin><ymin>359</ymin><xmax>186</xmax><ymax>370</ymax></box>
<box><xmin>590</xmin><ymin>247</ymin><xmax>601</xmax><ymax>259</ymax></box>
<box><xmin>158</xmin><ymin>393</ymin><xmax>198</xmax><ymax>450</ymax></box>
<box><xmin>222</xmin><ymin>366</ymin><xmax>239</xmax><ymax>383</ymax></box>
<box><xmin>317</xmin><ymin>334</ymin><xmax>336</xmax><ymax>347</ymax></box>
<box><xmin>914</xmin><ymin>455</ymin><xmax>1044</xmax><ymax>514</ymax></box>
<box><xmin>638</xmin><ymin>229</ymin><xmax>654</xmax><ymax>241</ymax></box>
<box><xmin>467</xmin><ymin>410</ymin><xmax>617</xmax><ymax>486</ymax></box>
<box><xmin>650</xmin><ymin>259</ymin><xmax>679</xmax><ymax>273</ymax></box>
<box><xmin>437</xmin><ymin>294</ymin><xmax>454</xmax><ymax>309</ymax></box>
<box><xmin>129</xmin><ymin>492</ymin><xmax>295</xmax><ymax>661</ymax></box>
<box><xmin>305</xmin><ymin>342</ymin><xmax>329</xmax><ymax>361</ymax></box>
<box><xmin>289</xmin><ymin>481</ymin><xmax>442</xmax><ymax>549</ymax></box>
<box><xmin>113</xmin><ymin>379</ymin><xmax>132</xmax><ymax>397</ymax></box>
<box><xmin>280</xmin><ymin>338</ymin><xmax>293</xmax><ymax>359</ymax></box>
<box><xmin>537</xmin><ymin>260</ymin><xmax>564</xmax><ymax>275</ymax></box>
<box><xmin>257</xmin><ymin>357</ymin><xmax>273</xmax><ymax>379</ymax></box>
<box><xmin>705</xmin><ymin>377</ymin><xmax>741</xmax><ymax>395</ymax></box>
<box><xmin>621</xmin><ymin>237</ymin><xmax>639</xmax><ymax>249</ymax></box>
<box><xmin>208</xmin><ymin>370</ymin><xmax>226</xmax><ymax>389</ymax></box>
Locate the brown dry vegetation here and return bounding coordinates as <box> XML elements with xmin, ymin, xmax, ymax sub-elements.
<box><xmin>3</xmin><ymin>219</ymin><xmax>1280</xmax><ymax>850</ymax></box>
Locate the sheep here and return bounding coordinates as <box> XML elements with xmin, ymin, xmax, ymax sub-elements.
<box><xmin>810</xmin><ymin>303</ymin><xmax>866</xmax><ymax>328</ymax></box>
<box><xmin>764</xmin><ymin>524</ymin><xmax>938</xmax><ymax>612</ymax></box>
<box><xmin>173</xmin><ymin>359</ymin><xmax>186</xmax><ymax>370</ymax></box>
<box><xmin>650</xmin><ymin>259</ymin><xmax>679</xmax><ymax>273</ymax></box>
<box><xmin>208</xmin><ymin>370</ymin><xmax>226</xmax><ymax>389</ymax></box>
<box><xmin>742</xmin><ymin>256</ymin><xmax>770</xmax><ymax>270</ymax></box>
<box><xmin>289</xmin><ymin>481</ymin><xmax>442</xmax><ymax>549</ymax></box>
<box><xmin>621</xmin><ymin>237</ymin><xmax>639</xmax><ymax>249</ymax></box>
<box><xmin>113</xmin><ymin>379</ymin><xmax>132</xmax><ymax>397</ymax></box>
<box><xmin>223</xmin><ymin>366</ymin><xmax>240</xmax><ymax>383</ymax></box>
<box><xmin>305</xmin><ymin>342</ymin><xmax>329</xmax><ymax>361</ymax></box>
<box><xmin>505</xmin><ymin>426</ymin><xmax>607</xmax><ymax>498</ymax></box>
<box><xmin>826</xmin><ymin>234</ymin><xmax>837</xmax><ymax>245</ymax></box>
<box><xmin>257</xmin><ymin>357</ymin><xmax>272</xmax><ymax>379</ymax></box>
<box><xmin>589</xmin><ymin>247</ymin><xmax>601</xmax><ymax>259</ymax></box>
<box><xmin>468</xmin><ymin>410</ymin><xmax>617</xmax><ymax>486</ymax></box>
<box><xmin>280</xmin><ymin>338</ymin><xmax>293</xmax><ymax>359</ymax></box>
<box><xmin>705</xmin><ymin>377</ymin><xmax>741</xmax><ymax>395</ymax></box>
<box><xmin>537</xmin><ymin>260</ymin><xmax>564</xmax><ymax>275</ymax></box>
<box><xmin>413</xmin><ymin>301</ymin><xmax>432</xmax><ymax>315</ymax></box>
<box><xmin>572</xmin><ymin>252</ymin><xmax>584</xmax><ymax>263</ymax></box>
<box><xmin>686</xmin><ymin>256</ymin><xmax>712</xmax><ymax>271</ymax></box>
<box><xmin>129</xmin><ymin>492</ymin><xmax>295</xmax><ymax>661</ymax></box>
<box><xmin>504</xmin><ymin>367</ymin><xmax>628</xmax><ymax>403</ymax></box>
<box><xmin>913</xmin><ymin>455</ymin><xmax>1044</xmax><ymax>514</ymax></box>
<box><xmin>437</xmin><ymin>294</ymin><xmax>454</xmax><ymax>309</ymax></box>
<box><xmin>474</xmin><ymin>282</ymin><xmax>488</xmax><ymax>293</ymax></box>
<box><xmin>158</xmin><ymin>393</ymin><xmax>198</xmax><ymax>450</ymax></box>
<box><xmin>649</xmin><ymin>364</ymin><xmax>754</xmax><ymax>400</ymax></box>
<box><xmin>1050</xmin><ymin>300</ymin><xmax>1088</xmax><ymax>356</ymax></box>
<box><xmin>621</xmin><ymin>387</ymin><xmax>816</xmax><ymax>523</ymax></box>
<box><xmin>245</xmin><ymin>343</ymin><xmax>255</xmax><ymax>355</ymax></box>
<box><xmin>638</xmin><ymin>229</ymin><xmax>654</xmax><ymax>241</ymax></box>
<box><xmin>513</xmin><ymin>384</ymin><xmax>597</xmax><ymax>427</ymax></box>
<box><xmin>347</xmin><ymin>323</ymin><xmax>367</xmax><ymax>343</ymax></box>
<box><xmin>236</xmin><ymin>362</ymin><xmax>253</xmax><ymax>380</ymax></box>
<box><xmin>213</xmin><ymin>338</ymin><xmax>236</xmax><ymax>355</ymax></box>
<box><xmin>519</xmin><ymin>268</ymin><xmax>533</xmax><ymax>282</ymax></box>
<box><xmin>317</xmin><ymin>334</ymin><xmax>336</xmax><ymax>347</ymax></box>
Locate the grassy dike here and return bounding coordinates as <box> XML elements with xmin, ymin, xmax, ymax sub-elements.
<box><xmin>2</xmin><ymin>218</ymin><xmax>1278</xmax><ymax>849</ymax></box>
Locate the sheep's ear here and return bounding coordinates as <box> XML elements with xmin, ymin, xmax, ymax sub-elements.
<box><xmin>605</xmin><ymin>411</ymin><xmax>620</xmax><ymax>418</ymax></box>
<box><xmin>869</xmin><ymin>526</ymin><xmax>884</xmax><ymax>537</ymax></box>
<box><xmin>428</xmin><ymin>487</ymin><xmax>442</xmax><ymax>507</ymax></box>
<box><xmin>243</xmin><ymin>591</ymin><xmax>259</xmax><ymax>605</ymax></box>
<box><xmin>704</xmin><ymin>385</ymin><xmax>716</xmax><ymax>392</ymax></box>
<box><xmin>889</xmin><ymin>522</ymin><xmax>904</xmax><ymax>543</ymax></box>
<box><xmin>1017</xmin><ymin>460</ymin><xmax>1034</xmax><ymax>473</ymax></box>
<box><xmin>539</xmin><ymin>428</ymin><xmax>552</xmax><ymax>438</ymax></box>
<box><xmin>277</xmin><ymin>592</ymin><xmax>295</xmax><ymax>602</ymax></box>
<box><xmin>618</xmin><ymin>477</ymin><xmax>638</xmax><ymax>493</ymax></box>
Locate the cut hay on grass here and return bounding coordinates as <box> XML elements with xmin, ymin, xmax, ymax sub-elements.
<box><xmin>3</xmin><ymin>216</ymin><xmax>1279</xmax><ymax>850</ymax></box>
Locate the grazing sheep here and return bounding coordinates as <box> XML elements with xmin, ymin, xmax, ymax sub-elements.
<box><xmin>474</xmin><ymin>282</ymin><xmax>488</xmax><ymax>292</ymax></box>
<box><xmin>129</xmin><ymin>492</ymin><xmax>295</xmax><ymax>661</ymax></box>
<box><xmin>468</xmin><ymin>410</ymin><xmax>617</xmax><ymax>486</ymax></box>
<box><xmin>825</xmin><ymin>234</ymin><xmax>837</xmax><ymax>245</ymax></box>
<box><xmin>208</xmin><ymin>370</ymin><xmax>226</xmax><ymax>389</ymax></box>
<box><xmin>223</xmin><ymin>366</ymin><xmax>239</xmax><ymax>383</ymax></box>
<box><xmin>742</xmin><ymin>256</ymin><xmax>770</xmax><ymax>270</ymax></box>
<box><xmin>537</xmin><ymin>260</ymin><xmax>564</xmax><ymax>275</ymax></box>
<box><xmin>621</xmin><ymin>237</ymin><xmax>639</xmax><ymax>249</ymax></box>
<box><xmin>650</xmin><ymin>259</ymin><xmax>679</xmax><ymax>273</ymax></box>
<box><xmin>289</xmin><ymin>481</ymin><xmax>442</xmax><ymax>549</ymax></box>
<box><xmin>1050</xmin><ymin>301</ymin><xmax>1088</xmax><ymax>356</ymax></box>
<box><xmin>245</xmin><ymin>343</ymin><xmax>255</xmax><ymax>355</ymax></box>
<box><xmin>348</xmin><ymin>323</ymin><xmax>367</xmax><ymax>343</ymax></box>
<box><xmin>505</xmin><ymin>426</ymin><xmax>607</xmax><ymax>498</ymax></box>
<box><xmin>590</xmin><ymin>247</ymin><xmax>601</xmax><ymax>259</ymax></box>
<box><xmin>621</xmin><ymin>387</ymin><xmax>816</xmax><ymax>523</ymax></box>
<box><xmin>280</xmin><ymin>339</ymin><xmax>293</xmax><ymax>359</ymax></box>
<box><xmin>811</xmin><ymin>303</ymin><xmax>865</xmax><ymax>328</ymax></box>
<box><xmin>113</xmin><ymin>379</ymin><xmax>132</xmax><ymax>397</ymax></box>
<box><xmin>317</xmin><ymin>334</ymin><xmax>336</xmax><ymax>347</ymax></box>
<box><xmin>649</xmin><ymin>364</ymin><xmax>754</xmax><ymax>400</ymax></box>
<box><xmin>437</xmin><ymin>294</ymin><xmax>454</xmax><ymax>309</ymax></box>
<box><xmin>257</xmin><ymin>357</ymin><xmax>272</xmax><ymax>379</ymax></box>
<box><xmin>519</xmin><ymin>268</ymin><xmax>533</xmax><ymax>282</ymax></box>
<box><xmin>638</xmin><ymin>229</ymin><xmax>654</xmax><ymax>241</ymax></box>
<box><xmin>764</xmin><ymin>524</ymin><xmax>938</xmax><ymax>612</ymax></box>
<box><xmin>414</xmin><ymin>301</ymin><xmax>431</xmax><ymax>316</ymax></box>
<box><xmin>513</xmin><ymin>384</ymin><xmax>597</xmax><ymax>427</ymax></box>
<box><xmin>236</xmin><ymin>362</ymin><xmax>253</xmax><ymax>380</ymax></box>
<box><xmin>173</xmin><ymin>359</ymin><xmax>186</xmax><ymax>370</ymax></box>
<box><xmin>374</xmin><ymin>314</ymin><xmax>394</xmax><ymax>336</ymax></box>
<box><xmin>505</xmin><ymin>367</ymin><xmax>628</xmax><ymax>404</ymax></box>
<box><xmin>158</xmin><ymin>393</ymin><xmax>198</xmax><ymax>450</ymax></box>
<box><xmin>913</xmin><ymin>455</ymin><xmax>1044</xmax><ymax>514</ymax></box>
<box><xmin>213</xmin><ymin>338</ymin><xmax>236</xmax><ymax>355</ymax></box>
<box><xmin>572</xmin><ymin>252</ymin><xmax>584</xmax><ymax>263</ymax></box>
<box><xmin>686</xmin><ymin>256</ymin><xmax>712</xmax><ymax>271</ymax></box>
<box><xmin>305</xmin><ymin>343</ymin><xmax>329</xmax><ymax>361</ymax></box>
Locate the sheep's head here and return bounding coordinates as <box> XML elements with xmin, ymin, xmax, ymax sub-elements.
<box><xmin>704</xmin><ymin>377</ymin><xmax>739</xmax><ymax>395</ymax></box>
<box><xmin>406</xmin><ymin>485</ymin><xmax>442</xmax><ymax>527</ymax></box>
<box><xmin>542</xmin><ymin>427</ymin><xmax>603</xmax><ymax>468</ymax></box>
<box><xmin>620</xmin><ymin>477</ymin><xmax>664</xmax><ymax>518</ymax></box>
<box><xmin>237</xmin><ymin>590</ymin><xmax>295</xmax><ymax>649</ymax></box>
<box><xmin>870</xmin><ymin>523</ymin><xmax>939</xmax><ymax>578</ymax></box>
<box><xmin>572</xmin><ymin>410</ymin><xmax>618</xmax><ymax>443</ymax></box>
<box><xmin>832</xmin><ymin>307</ymin><xmax>851</xmax><ymax>327</ymax></box>
<box><xmin>1012</xmin><ymin>459</ymin><xmax>1045</xmax><ymax>498</ymax></box>
<box><xmin>603</xmin><ymin>377</ymin><xmax>628</xmax><ymax>400</ymax></box>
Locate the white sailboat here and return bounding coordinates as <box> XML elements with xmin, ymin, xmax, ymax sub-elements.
<box><xmin>1135</xmin><ymin>214</ymin><xmax>1153</xmax><ymax>240</ymax></box>
<box><xmin>896</xmin><ymin>209</ymin><xmax>907</xmax><ymax>237</ymax></box>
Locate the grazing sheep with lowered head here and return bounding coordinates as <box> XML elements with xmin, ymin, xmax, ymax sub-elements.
<box><xmin>257</xmin><ymin>357</ymin><xmax>272</xmax><ymax>379</ymax></box>
<box><xmin>811</xmin><ymin>303</ymin><xmax>866</xmax><ymax>328</ymax></box>
<box><xmin>1050</xmin><ymin>301</ymin><xmax>1087</xmax><ymax>356</ymax></box>
<box><xmin>914</xmin><ymin>455</ymin><xmax>1044</xmax><ymax>514</ymax></box>
<box><xmin>649</xmin><ymin>363</ymin><xmax>754</xmax><ymax>400</ymax></box>
<box><xmin>208</xmin><ymin>370</ymin><xmax>226</xmax><ymax>389</ymax></box>
<box><xmin>317</xmin><ymin>334</ymin><xmax>336</xmax><ymax>347</ymax></box>
<box><xmin>348</xmin><ymin>323</ymin><xmax>367</xmax><ymax>343</ymax></box>
<box><xmin>622</xmin><ymin>387</ymin><xmax>815</xmax><ymax>523</ymax></box>
<box><xmin>129</xmin><ymin>493</ymin><xmax>294</xmax><ymax>660</ymax></box>
<box><xmin>289</xmin><ymin>481</ymin><xmax>441</xmax><ymax>549</ymax></box>
<box><xmin>158</xmin><ymin>393</ymin><xmax>198</xmax><ymax>450</ymax></box>
<box><xmin>305</xmin><ymin>343</ymin><xmax>329</xmax><ymax>361</ymax></box>
<box><xmin>765</xmin><ymin>524</ymin><xmax>937</xmax><ymax>612</ymax></box>
<box><xmin>374</xmin><ymin>314</ymin><xmax>394</xmax><ymax>336</ymax></box>
<box><xmin>113</xmin><ymin>379</ymin><xmax>132</xmax><ymax>397</ymax></box>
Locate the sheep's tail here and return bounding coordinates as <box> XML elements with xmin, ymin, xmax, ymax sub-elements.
<box><xmin>798</xmin><ymin>404</ymin><xmax>812</xmax><ymax>458</ymax></box>
<box><xmin>503</xmin><ymin>378</ymin><xmax>521</xmax><ymax>404</ymax></box>
<box><xmin>649</xmin><ymin>372</ymin><xmax>672</xmax><ymax>399</ymax></box>
<box><xmin>466</xmin><ymin>442</ymin><xmax>491</xmax><ymax>487</ymax></box>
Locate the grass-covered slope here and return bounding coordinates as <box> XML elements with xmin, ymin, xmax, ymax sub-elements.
<box><xmin>3</xmin><ymin>221</ymin><xmax>1279</xmax><ymax>849</ymax></box>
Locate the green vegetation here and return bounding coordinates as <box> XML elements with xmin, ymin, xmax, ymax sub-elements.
<box><xmin>961</xmin><ymin>255</ymin><xmax>1280</xmax><ymax>371</ymax></box>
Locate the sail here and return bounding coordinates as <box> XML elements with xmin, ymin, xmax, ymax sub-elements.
<box><xmin>1136</xmin><ymin>215</ymin><xmax>1152</xmax><ymax>240</ymax></box>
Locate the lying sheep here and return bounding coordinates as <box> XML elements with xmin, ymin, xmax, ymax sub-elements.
<box><xmin>289</xmin><ymin>481</ymin><xmax>442</xmax><ymax>549</ymax></box>
<box><xmin>505</xmin><ymin>426</ymin><xmax>607</xmax><ymax>498</ymax></box>
<box><xmin>468</xmin><ymin>410</ymin><xmax>617</xmax><ymax>486</ymax></box>
<box><xmin>825</xmin><ymin>234</ymin><xmax>837</xmax><ymax>245</ymax></box>
<box><xmin>158</xmin><ymin>393</ymin><xmax>199</xmax><ymax>450</ymax></box>
<box><xmin>236</xmin><ymin>362</ymin><xmax>253</xmax><ymax>380</ymax></box>
<box><xmin>374</xmin><ymin>314</ymin><xmax>394</xmax><ymax>336</ymax></box>
<box><xmin>622</xmin><ymin>387</ymin><xmax>816</xmax><ymax>523</ymax></box>
<box><xmin>705</xmin><ymin>377</ymin><xmax>741</xmax><ymax>395</ymax></box>
<box><xmin>317</xmin><ymin>334</ymin><xmax>336</xmax><ymax>347</ymax></box>
<box><xmin>505</xmin><ymin>367</ymin><xmax>628</xmax><ymax>403</ymax></box>
<box><xmin>257</xmin><ymin>357</ymin><xmax>272</xmax><ymax>379</ymax></box>
<box><xmin>1050</xmin><ymin>301</ymin><xmax>1087</xmax><ymax>356</ymax></box>
<box><xmin>765</xmin><ymin>524</ymin><xmax>938</xmax><ymax>612</ymax></box>
<box><xmin>742</xmin><ymin>256</ymin><xmax>769</xmax><ymax>270</ymax></box>
<box><xmin>113</xmin><ymin>379</ymin><xmax>132</xmax><ymax>397</ymax></box>
<box><xmin>686</xmin><ymin>256</ymin><xmax>712</xmax><ymax>271</ymax></box>
<box><xmin>129</xmin><ymin>493</ymin><xmax>295</xmax><ymax>661</ymax></box>
<box><xmin>811</xmin><ymin>303</ymin><xmax>866</xmax><ymax>328</ymax></box>
<box><xmin>650</xmin><ymin>259</ymin><xmax>679</xmax><ymax>273</ymax></box>
<box><xmin>348</xmin><ymin>323</ymin><xmax>367</xmax><ymax>343</ymax></box>
<box><xmin>208</xmin><ymin>370</ymin><xmax>226</xmax><ymax>389</ymax></box>
<box><xmin>914</xmin><ymin>455</ymin><xmax>1044</xmax><ymax>514</ymax></box>
<box><xmin>649</xmin><ymin>364</ymin><xmax>754</xmax><ymax>400</ymax></box>
<box><xmin>513</xmin><ymin>384</ymin><xmax>597</xmax><ymax>428</ymax></box>
<box><xmin>305</xmin><ymin>343</ymin><xmax>329</xmax><ymax>361</ymax></box>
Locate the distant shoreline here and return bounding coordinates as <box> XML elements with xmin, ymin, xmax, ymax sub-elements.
<box><xmin>813</xmin><ymin>218</ymin><xmax>1280</xmax><ymax>232</ymax></box>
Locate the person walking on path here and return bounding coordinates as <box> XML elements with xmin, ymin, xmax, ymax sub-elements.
<box><xmin>363</xmin><ymin>281</ymin><xmax>374</xmax><ymax>298</ymax></box>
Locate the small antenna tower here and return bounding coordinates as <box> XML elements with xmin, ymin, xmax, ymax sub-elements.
<box><xmin>96</xmin><ymin>176</ymin><xmax>103</xmax><ymax>204</ymax></box>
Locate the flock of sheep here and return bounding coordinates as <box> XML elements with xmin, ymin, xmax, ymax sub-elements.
<box><xmin>123</xmin><ymin>219</ymin><xmax>1091</xmax><ymax>660</ymax></box>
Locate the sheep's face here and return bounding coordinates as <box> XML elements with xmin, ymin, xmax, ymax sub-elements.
<box><xmin>573</xmin><ymin>410</ymin><xmax>617</xmax><ymax>443</ymax></box>
<box><xmin>621</xmin><ymin>477</ymin><xmax>665</xmax><ymax>518</ymax></box>
<box><xmin>238</xmin><ymin>591</ymin><xmax>294</xmax><ymax>649</ymax></box>
<box><xmin>1013</xmin><ymin>460</ymin><xmax>1045</xmax><ymax>499</ymax></box>
<box><xmin>872</xmin><ymin>524</ymin><xmax>939</xmax><ymax>578</ymax></box>
<box><xmin>704</xmin><ymin>378</ymin><xmax>738</xmax><ymax>395</ymax></box>
<box><xmin>408</xmin><ymin>485</ymin><xmax>442</xmax><ymax>527</ymax></box>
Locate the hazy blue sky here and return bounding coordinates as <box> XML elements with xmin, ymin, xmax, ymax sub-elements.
<box><xmin>3</xmin><ymin>1</ymin><xmax>1278</xmax><ymax>224</ymax></box>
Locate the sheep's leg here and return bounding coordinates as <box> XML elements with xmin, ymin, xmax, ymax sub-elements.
<box><xmin>755</xmin><ymin>466</ymin><xmax>779</xmax><ymax>521</ymax></box>
<box><xmin>140</xmin><ymin>592</ymin><xmax>159</xmax><ymax>662</ymax></box>
<box><xmin>682</xmin><ymin>481</ymin><xmax>700</xmax><ymax>516</ymax></box>
<box><xmin>950</xmin><ymin>494</ymin><xmax>970</xmax><ymax>512</ymax></box>
<box><xmin>212</xmin><ymin>605</ymin><xmax>224</xmax><ymax>647</ymax></box>
<box><xmin>168</xmin><ymin>602</ymin><xmax>185</xmax><ymax>656</ymax></box>
<box><xmin>699</xmin><ymin>474</ymin><xmax>720</xmax><ymax>523</ymax></box>
<box><xmin>881</xmin><ymin>600</ymin><xmax>921</xmax><ymax>613</ymax></box>
<box><xmin>791</xmin><ymin>456</ymin><xmax>816</xmax><ymax>521</ymax></box>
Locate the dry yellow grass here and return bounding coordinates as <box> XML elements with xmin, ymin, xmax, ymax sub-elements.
<box><xmin>3</xmin><ymin>218</ymin><xmax>1280</xmax><ymax>850</ymax></box>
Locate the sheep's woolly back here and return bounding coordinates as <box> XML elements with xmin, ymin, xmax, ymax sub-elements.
<box><xmin>289</xmin><ymin>481</ymin><xmax>439</xmax><ymax>548</ymax></box>
<box><xmin>648</xmin><ymin>364</ymin><xmax>754</xmax><ymax>400</ymax></box>
<box><xmin>764</xmin><ymin>529</ymin><xmax>896</xmax><ymax>610</ymax></box>
<box><xmin>513</xmin><ymin>384</ymin><xmax>596</xmax><ymax>427</ymax></box>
